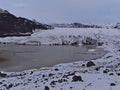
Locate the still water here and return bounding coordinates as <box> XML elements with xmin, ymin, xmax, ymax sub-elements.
<box><xmin>0</xmin><ymin>44</ymin><xmax>106</xmax><ymax>72</ymax></box>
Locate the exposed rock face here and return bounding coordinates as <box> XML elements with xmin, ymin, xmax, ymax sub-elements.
<box><xmin>0</xmin><ymin>9</ymin><xmax>52</xmax><ymax>37</ymax></box>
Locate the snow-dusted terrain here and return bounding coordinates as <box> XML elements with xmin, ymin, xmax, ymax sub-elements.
<box><xmin>0</xmin><ymin>28</ymin><xmax>120</xmax><ymax>90</ymax></box>
<box><xmin>0</xmin><ymin>28</ymin><xmax>119</xmax><ymax>45</ymax></box>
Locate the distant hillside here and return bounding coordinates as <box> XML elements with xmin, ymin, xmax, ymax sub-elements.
<box><xmin>51</xmin><ymin>22</ymin><xmax>120</xmax><ymax>29</ymax></box>
<box><xmin>0</xmin><ymin>9</ymin><xmax>52</xmax><ymax>37</ymax></box>
<box><xmin>51</xmin><ymin>23</ymin><xmax>102</xmax><ymax>28</ymax></box>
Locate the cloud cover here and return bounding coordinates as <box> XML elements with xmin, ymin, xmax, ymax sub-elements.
<box><xmin>0</xmin><ymin>0</ymin><xmax>120</xmax><ymax>24</ymax></box>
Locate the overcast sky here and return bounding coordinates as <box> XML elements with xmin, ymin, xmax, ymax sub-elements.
<box><xmin>0</xmin><ymin>0</ymin><xmax>120</xmax><ymax>24</ymax></box>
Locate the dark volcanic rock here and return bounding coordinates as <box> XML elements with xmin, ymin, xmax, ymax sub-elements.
<box><xmin>44</xmin><ymin>86</ymin><xmax>50</xmax><ymax>90</ymax></box>
<box><xmin>0</xmin><ymin>9</ymin><xmax>52</xmax><ymax>37</ymax></box>
<box><xmin>0</xmin><ymin>72</ymin><xmax>7</xmax><ymax>78</ymax></box>
<box><xmin>6</xmin><ymin>84</ymin><xmax>13</xmax><ymax>89</ymax></box>
<box><xmin>110</xmin><ymin>83</ymin><xmax>116</xmax><ymax>86</ymax></box>
<box><xmin>86</xmin><ymin>61</ymin><xmax>96</xmax><ymax>67</ymax></box>
<box><xmin>72</xmin><ymin>75</ymin><xmax>83</xmax><ymax>82</ymax></box>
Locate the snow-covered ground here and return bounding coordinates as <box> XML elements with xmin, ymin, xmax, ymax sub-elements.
<box><xmin>0</xmin><ymin>28</ymin><xmax>120</xmax><ymax>90</ymax></box>
<box><xmin>0</xmin><ymin>28</ymin><xmax>119</xmax><ymax>45</ymax></box>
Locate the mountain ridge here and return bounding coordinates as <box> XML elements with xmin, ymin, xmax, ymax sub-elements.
<box><xmin>0</xmin><ymin>8</ymin><xmax>52</xmax><ymax>37</ymax></box>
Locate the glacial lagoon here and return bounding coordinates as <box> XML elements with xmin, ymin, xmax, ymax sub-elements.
<box><xmin>0</xmin><ymin>44</ymin><xmax>106</xmax><ymax>72</ymax></box>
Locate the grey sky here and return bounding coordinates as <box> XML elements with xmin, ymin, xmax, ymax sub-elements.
<box><xmin>0</xmin><ymin>0</ymin><xmax>120</xmax><ymax>24</ymax></box>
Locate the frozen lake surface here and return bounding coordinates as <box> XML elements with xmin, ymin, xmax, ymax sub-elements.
<box><xmin>0</xmin><ymin>44</ymin><xmax>106</xmax><ymax>72</ymax></box>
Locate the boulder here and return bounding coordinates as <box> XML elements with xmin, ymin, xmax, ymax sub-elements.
<box><xmin>72</xmin><ymin>75</ymin><xmax>82</xmax><ymax>82</ymax></box>
<box><xmin>86</xmin><ymin>61</ymin><xmax>96</xmax><ymax>67</ymax></box>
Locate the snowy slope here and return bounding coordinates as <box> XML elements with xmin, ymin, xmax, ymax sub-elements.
<box><xmin>0</xmin><ymin>28</ymin><xmax>120</xmax><ymax>45</ymax></box>
<box><xmin>0</xmin><ymin>28</ymin><xmax>120</xmax><ymax>90</ymax></box>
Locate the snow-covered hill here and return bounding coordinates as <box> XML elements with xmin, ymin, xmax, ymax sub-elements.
<box><xmin>0</xmin><ymin>28</ymin><xmax>120</xmax><ymax>90</ymax></box>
